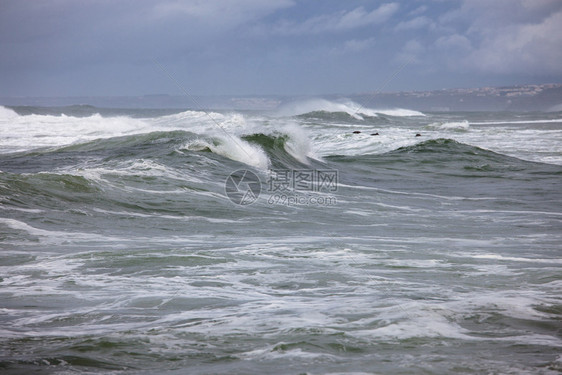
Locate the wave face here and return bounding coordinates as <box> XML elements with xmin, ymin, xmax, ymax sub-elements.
<box><xmin>1</xmin><ymin>104</ymin><xmax>561</xmax><ymax>374</ymax></box>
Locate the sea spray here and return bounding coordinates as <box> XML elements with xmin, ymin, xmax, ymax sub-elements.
<box><xmin>275</xmin><ymin>99</ymin><xmax>425</xmax><ymax>119</ymax></box>
<box><xmin>281</xmin><ymin>123</ymin><xmax>316</xmax><ymax>164</ymax></box>
<box><xmin>209</xmin><ymin>136</ymin><xmax>270</xmax><ymax>170</ymax></box>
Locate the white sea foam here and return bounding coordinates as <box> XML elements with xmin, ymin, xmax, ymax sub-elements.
<box><xmin>209</xmin><ymin>136</ymin><xmax>270</xmax><ymax>170</ymax></box>
<box><xmin>375</xmin><ymin>108</ymin><xmax>425</xmax><ymax>117</ymax></box>
<box><xmin>0</xmin><ymin>217</ymin><xmax>126</xmax><ymax>244</ymax></box>
<box><xmin>470</xmin><ymin>118</ymin><xmax>562</xmax><ymax>125</ymax></box>
<box><xmin>0</xmin><ymin>217</ymin><xmax>62</xmax><ymax>237</ymax></box>
<box><xmin>150</xmin><ymin>109</ymin><xmax>217</xmax><ymax>127</ymax></box>
<box><xmin>470</xmin><ymin>253</ymin><xmax>562</xmax><ymax>264</ymax></box>
<box><xmin>240</xmin><ymin>344</ymin><xmax>338</xmax><ymax>361</ymax></box>
<box><xmin>310</xmin><ymin>126</ymin><xmax>421</xmax><ymax>157</ymax></box>
<box><xmin>448</xmin><ymin>126</ymin><xmax>562</xmax><ymax>165</ymax></box>
<box><xmin>289</xmin><ymin>107</ymin><xmax>562</xmax><ymax>164</ymax></box>
<box><xmin>181</xmin><ymin>134</ymin><xmax>270</xmax><ymax>169</ymax></box>
<box><xmin>0</xmin><ymin>105</ymin><xmax>19</xmax><ymax>120</ymax></box>
<box><xmin>303</xmin><ymin>112</ymin><xmax>562</xmax><ymax>165</ymax></box>
<box><xmin>0</xmin><ymin>112</ymin><xmax>150</xmax><ymax>153</ymax></box>
<box><xmin>63</xmin><ymin>159</ymin><xmax>204</xmax><ymax>186</ymax></box>
<box><xmin>150</xmin><ymin>109</ymin><xmax>251</xmax><ymax>134</ymax></box>
<box><xmin>281</xmin><ymin>123</ymin><xmax>317</xmax><ymax>163</ymax></box>
<box><xmin>2</xmin><ymin>105</ymin><xmax>560</xmax><ymax>167</ymax></box>
<box><xmin>428</xmin><ymin>120</ymin><xmax>470</xmax><ymax>130</ymax></box>
<box><xmin>0</xmin><ymin>107</ymin><xmax>274</xmax><ymax>168</ymax></box>
<box><xmin>451</xmin><ymin>291</ymin><xmax>559</xmax><ymax>321</ymax></box>
<box><xmin>276</xmin><ymin>99</ymin><xmax>366</xmax><ymax>119</ymax></box>
<box><xmin>0</xmin><ymin>204</ymin><xmax>43</xmax><ymax>213</ymax></box>
<box><xmin>92</xmin><ymin>208</ymin><xmax>237</xmax><ymax>223</ymax></box>
<box><xmin>151</xmin><ymin>110</ymin><xmax>272</xmax><ymax>168</ymax></box>
<box><xmin>276</xmin><ymin>99</ymin><xmax>424</xmax><ymax>119</ymax></box>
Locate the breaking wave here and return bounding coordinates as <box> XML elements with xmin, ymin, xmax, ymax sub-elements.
<box><xmin>276</xmin><ymin>99</ymin><xmax>424</xmax><ymax>120</ymax></box>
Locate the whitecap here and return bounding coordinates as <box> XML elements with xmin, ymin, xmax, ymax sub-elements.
<box><xmin>209</xmin><ymin>136</ymin><xmax>270</xmax><ymax>170</ymax></box>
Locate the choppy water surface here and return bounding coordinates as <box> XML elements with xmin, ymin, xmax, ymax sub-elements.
<box><xmin>1</xmin><ymin>102</ymin><xmax>561</xmax><ymax>374</ymax></box>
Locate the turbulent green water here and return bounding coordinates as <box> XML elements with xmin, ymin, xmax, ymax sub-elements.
<box><xmin>1</xmin><ymin>103</ymin><xmax>561</xmax><ymax>374</ymax></box>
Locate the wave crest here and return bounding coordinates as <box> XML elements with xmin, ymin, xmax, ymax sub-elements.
<box><xmin>427</xmin><ymin>120</ymin><xmax>470</xmax><ymax>131</ymax></box>
<box><xmin>0</xmin><ymin>106</ymin><xmax>19</xmax><ymax>120</ymax></box>
<box><xmin>276</xmin><ymin>99</ymin><xmax>424</xmax><ymax>119</ymax></box>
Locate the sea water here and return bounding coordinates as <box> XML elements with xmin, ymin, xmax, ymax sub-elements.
<box><xmin>0</xmin><ymin>101</ymin><xmax>561</xmax><ymax>374</ymax></box>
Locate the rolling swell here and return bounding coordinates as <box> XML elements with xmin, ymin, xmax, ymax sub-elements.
<box><xmin>0</xmin><ymin>129</ymin><xmax>314</xmax><ymax>173</ymax></box>
<box><xmin>297</xmin><ymin>110</ymin><xmax>381</xmax><ymax>124</ymax></box>
<box><xmin>330</xmin><ymin>138</ymin><xmax>558</xmax><ymax>170</ymax></box>
<box><xmin>388</xmin><ymin>138</ymin><xmax>562</xmax><ymax>176</ymax></box>
<box><xmin>327</xmin><ymin>139</ymin><xmax>562</xmax><ymax>203</ymax></box>
<box><xmin>3</xmin><ymin>135</ymin><xmax>558</xmax><ymax>213</ymax></box>
<box><xmin>0</xmin><ymin>129</ymin><xmax>320</xmax><ymax>223</ymax></box>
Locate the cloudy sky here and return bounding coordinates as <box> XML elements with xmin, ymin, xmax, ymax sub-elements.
<box><xmin>1</xmin><ymin>0</ymin><xmax>562</xmax><ymax>97</ymax></box>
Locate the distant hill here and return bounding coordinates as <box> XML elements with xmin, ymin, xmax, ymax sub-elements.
<box><xmin>350</xmin><ymin>84</ymin><xmax>562</xmax><ymax>112</ymax></box>
<box><xmin>1</xmin><ymin>84</ymin><xmax>561</xmax><ymax>112</ymax></box>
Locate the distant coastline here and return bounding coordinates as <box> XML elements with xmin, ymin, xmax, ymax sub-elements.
<box><xmin>2</xmin><ymin>83</ymin><xmax>561</xmax><ymax>112</ymax></box>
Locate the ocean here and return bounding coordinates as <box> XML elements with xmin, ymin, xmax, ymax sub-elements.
<box><xmin>0</xmin><ymin>101</ymin><xmax>561</xmax><ymax>374</ymax></box>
